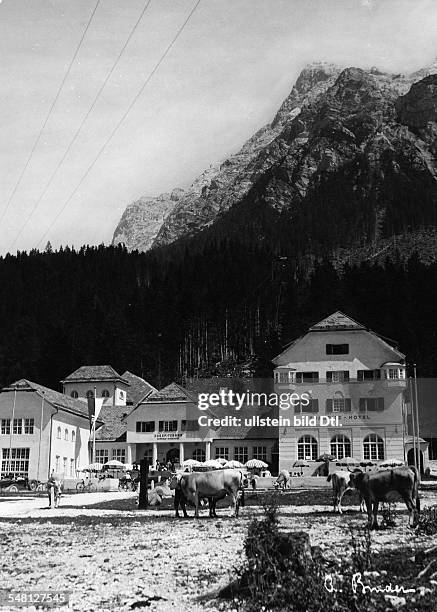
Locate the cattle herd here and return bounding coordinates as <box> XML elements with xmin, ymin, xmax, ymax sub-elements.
<box><xmin>44</xmin><ymin>464</ymin><xmax>421</xmax><ymax>530</ymax></box>
<box><xmin>278</xmin><ymin>464</ymin><xmax>420</xmax><ymax>529</ymax></box>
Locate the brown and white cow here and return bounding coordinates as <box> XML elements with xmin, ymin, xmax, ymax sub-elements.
<box><xmin>349</xmin><ymin>466</ymin><xmax>420</xmax><ymax>529</ymax></box>
<box><xmin>171</xmin><ymin>469</ymin><xmax>245</xmax><ymax>518</ymax></box>
<box><xmin>327</xmin><ymin>471</ymin><xmax>356</xmax><ymax>514</ymax></box>
<box><xmin>47</xmin><ymin>473</ymin><xmax>63</xmax><ymax>508</ymax></box>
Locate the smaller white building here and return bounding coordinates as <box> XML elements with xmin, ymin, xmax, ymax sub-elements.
<box><xmin>0</xmin><ymin>379</ymin><xmax>99</xmax><ymax>481</ymax></box>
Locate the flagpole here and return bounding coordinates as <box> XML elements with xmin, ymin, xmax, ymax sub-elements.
<box><xmin>92</xmin><ymin>386</ymin><xmax>97</xmax><ymax>465</ymax></box>
<box><xmin>36</xmin><ymin>392</ymin><xmax>45</xmax><ymax>481</ymax></box>
<box><xmin>7</xmin><ymin>389</ymin><xmax>17</xmax><ymax>476</ymax></box>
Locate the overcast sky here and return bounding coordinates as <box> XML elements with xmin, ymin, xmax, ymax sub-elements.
<box><xmin>1</xmin><ymin>0</ymin><xmax>437</xmax><ymax>255</ymax></box>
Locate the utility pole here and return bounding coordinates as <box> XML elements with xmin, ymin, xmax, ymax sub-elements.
<box><xmin>413</xmin><ymin>364</ymin><xmax>421</xmax><ymax>473</ymax></box>
<box><xmin>138</xmin><ymin>459</ymin><xmax>149</xmax><ymax>509</ymax></box>
<box><xmin>409</xmin><ymin>375</ymin><xmax>417</xmax><ymax>472</ymax></box>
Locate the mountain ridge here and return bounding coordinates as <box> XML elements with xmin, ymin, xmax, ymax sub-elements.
<box><xmin>113</xmin><ymin>59</ymin><xmax>437</xmax><ymax>255</ymax></box>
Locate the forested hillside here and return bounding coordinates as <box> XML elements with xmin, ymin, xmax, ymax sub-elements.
<box><xmin>0</xmin><ymin>241</ymin><xmax>436</xmax><ymax>392</ymax></box>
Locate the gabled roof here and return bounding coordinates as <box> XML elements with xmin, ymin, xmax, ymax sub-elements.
<box><xmin>143</xmin><ymin>382</ymin><xmax>196</xmax><ymax>403</ymax></box>
<box><xmin>122</xmin><ymin>371</ymin><xmax>156</xmax><ymax>405</ymax></box>
<box><xmin>2</xmin><ymin>379</ymin><xmax>103</xmax><ymax>425</ymax></box>
<box><xmin>309</xmin><ymin>311</ymin><xmax>365</xmax><ymax>331</ymax></box>
<box><xmin>273</xmin><ymin>311</ymin><xmax>405</xmax><ymax>363</ymax></box>
<box><xmin>95</xmin><ymin>405</ymin><xmax>134</xmax><ymax>442</ymax></box>
<box><xmin>61</xmin><ymin>365</ymin><xmax>129</xmax><ymax>386</ymax></box>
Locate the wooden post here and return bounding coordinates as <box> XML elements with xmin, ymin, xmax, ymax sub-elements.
<box><xmin>138</xmin><ymin>459</ymin><xmax>149</xmax><ymax>509</ymax></box>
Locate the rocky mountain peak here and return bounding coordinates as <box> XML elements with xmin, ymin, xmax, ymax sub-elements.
<box><xmin>113</xmin><ymin>59</ymin><xmax>437</xmax><ymax>254</ymax></box>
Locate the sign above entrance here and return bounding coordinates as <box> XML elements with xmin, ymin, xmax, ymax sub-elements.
<box><xmin>154</xmin><ymin>433</ymin><xmax>183</xmax><ymax>440</ymax></box>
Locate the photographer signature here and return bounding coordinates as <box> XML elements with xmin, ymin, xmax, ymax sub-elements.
<box><xmin>324</xmin><ymin>572</ymin><xmax>416</xmax><ymax>595</ymax></box>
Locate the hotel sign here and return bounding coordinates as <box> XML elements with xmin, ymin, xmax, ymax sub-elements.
<box><xmin>153</xmin><ymin>433</ymin><xmax>183</xmax><ymax>440</ymax></box>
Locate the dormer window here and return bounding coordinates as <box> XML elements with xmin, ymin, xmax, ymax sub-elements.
<box><xmin>326</xmin><ymin>344</ymin><xmax>349</xmax><ymax>355</ymax></box>
<box><xmin>86</xmin><ymin>390</ymin><xmax>94</xmax><ymax>399</ymax></box>
<box><xmin>101</xmin><ymin>389</ymin><xmax>110</xmax><ymax>398</ymax></box>
<box><xmin>70</xmin><ymin>390</ymin><xmax>78</xmax><ymax>398</ymax></box>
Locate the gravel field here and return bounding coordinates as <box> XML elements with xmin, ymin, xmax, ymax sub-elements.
<box><xmin>1</xmin><ymin>489</ymin><xmax>437</xmax><ymax>611</ymax></box>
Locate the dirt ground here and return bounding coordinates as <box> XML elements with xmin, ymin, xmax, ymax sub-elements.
<box><xmin>1</xmin><ymin>489</ymin><xmax>437</xmax><ymax>611</ymax></box>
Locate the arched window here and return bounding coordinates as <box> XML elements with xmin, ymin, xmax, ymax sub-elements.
<box><xmin>86</xmin><ymin>390</ymin><xmax>94</xmax><ymax>399</ymax></box>
<box><xmin>101</xmin><ymin>389</ymin><xmax>110</xmax><ymax>398</ymax></box>
<box><xmin>331</xmin><ymin>434</ymin><xmax>351</xmax><ymax>460</ymax></box>
<box><xmin>64</xmin><ymin>429</ymin><xmax>69</xmax><ymax>441</ymax></box>
<box><xmin>70</xmin><ymin>390</ymin><xmax>78</xmax><ymax>399</ymax></box>
<box><xmin>297</xmin><ymin>435</ymin><xmax>318</xmax><ymax>461</ymax></box>
<box><xmin>71</xmin><ymin>431</ymin><xmax>76</xmax><ymax>444</ymax></box>
<box><xmin>363</xmin><ymin>434</ymin><xmax>384</xmax><ymax>460</ymax></box>
<box><xmin>192</xmin><ymin>449</ymin><xmax>206</xmax><ymax>462</ymax></box>
<box><xmin>56</xmin><ymin>426</ymin><xmax>61</xmax><ymax>439</ymax></box>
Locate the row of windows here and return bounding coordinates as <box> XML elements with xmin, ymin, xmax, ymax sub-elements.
<box><xmin>294</xmin><ymin>397</ymin><xmax>385</xmax><ymax>413</ymax></box>
<box><xmin>136</xmin><ymin>420</ymin><xmax>200</xmax><ymax>433</ymax></box>
<box><xmin>1</xmin><ymin>419</ymin><xmax>34</xmax><ymax>435</ymax></box>
<box><xmin>55</xmin><ymin>456</ymin><xmax>76</xmax><ymax>477</ymax></box>
<box><xmin>214</xmin><ymin>446</ymin><xmax>268</xmax><ymax>462</ymax></box>
<box><xmin>297</xmin><ymin>434</ymin><xmax>385</xmax><ymax>461</ymax></box>
<box><xmin>275</xmin><ymin>368</ymin><xmax>405</xmax><ymax>384</ymax></box>
<box><xmin>95</xmin><ymin>449</ymin><xmax>126</xmax><ymax>463</ymax></box>
<box><xmin>1</xmin><ymin>447</ymin><xmax>30</xmax><ymax>477</ymax></box>
<box><xmin>56</xmin><ymin>427</ymin><xmax>76</xmax><ymax>442</ymax></box>
<box><xmin>140</xmin><ymin>447</ymin><xmax>269</xmax><ymax>464</ymax></box>
<box><xmin>70</xmin><ymin>389</ymin><xmax>111</xmax><ymax>399</ymax></box>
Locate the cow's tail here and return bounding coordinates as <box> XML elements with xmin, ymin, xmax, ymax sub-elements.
<box><xmin>327</xmin><ymin>474</ymin><xmax>332</xmax><ymax>483</ymax></box>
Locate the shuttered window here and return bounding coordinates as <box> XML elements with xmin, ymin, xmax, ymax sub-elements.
<box><xmin>326</xmin><ymin>371</ymin><xmax>349</xmax><ymax>383</ymax></box>
<box><xmin>295</xmin><ymin>372</ymin><xmax>319</xmax><ymax>383</ymax></box>
<box><xmin>357</xmin><ymin>370</ymin><xmax>381</xmax><ymax>381</ymax></box>
<box><xmin>158</xmin><ymin>420</ymin><xmax>178</xmax><ymax>432</ymax></box>
<box><xmin>359</xmin><ymin>398</ymin><xmax>384</xmax><ymax>412</ymax></box>
<box><xmin>326</xmin><ymin>398</ymin><xmax>351</xmax><ymax>412</ymax></box>
<box><xmin>295</xmin><ymin>399</ymin><xmax>319</xmax><ymax>413</ymax></box>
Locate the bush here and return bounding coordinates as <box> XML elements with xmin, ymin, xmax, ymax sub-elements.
<box><xmin>417</xmin><ymin>504</ymin><xmax>437</xmax><ymax>535</ymax></box>
<box><xmin>235</xmin><ymin>494</ymin><xmax>332</xmax><ymax>611</ymax></box>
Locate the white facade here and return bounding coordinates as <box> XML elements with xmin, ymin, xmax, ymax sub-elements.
<box><xmin>273</xmin><ymin>312</ymin><xmax>410</xmax><ymax>471</ymax></box>
<box><xmin>0</xmin><ymin>380</ymin><xmax>92</xmax><ymax>481</ymax></box>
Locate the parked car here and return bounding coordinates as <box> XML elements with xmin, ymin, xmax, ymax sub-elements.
<box><xmin>0</xmin><ymin>475</ymin><xmax>32</xmax><ymax>492</ymax></box>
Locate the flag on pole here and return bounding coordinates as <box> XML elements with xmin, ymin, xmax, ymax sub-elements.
<box><xmin>87</xmin><ymin>396</ymin><xmax>104</xmax><ymax>429</ymax></box>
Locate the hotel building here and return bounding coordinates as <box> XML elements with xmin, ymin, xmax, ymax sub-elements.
<box><xmin>273</xmin><ymin>312</ymin><xmax>411</xmax><ymax>471</ymax></box>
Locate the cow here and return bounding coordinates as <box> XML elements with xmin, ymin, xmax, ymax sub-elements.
<box><xmin>171</xmin><ymin>469</ymin><xmax>245</xmax><ymax>518</ymax></box>
<box><xmin>327</xmin><ymin>471</ymin><xmax>359</xmax><ymax>514</ymax></box>
<box><xmin>47</xmin><ymin>473</ymin><xmax>63</xmax><ymax>508</ymax></box>
<box><xmin>348</xmin><ymin>466</ymin><xmax>420</xmax><ymax>529</ymax></box>
<box><xmin>275</xmin><ymin>470</ymin><xmax>292</xmax><ymax>490</ymax></box>
<box><xmin>170</xmin><ymin>473</ymin><xmax>227</xmax><ymax>518</ymax></box>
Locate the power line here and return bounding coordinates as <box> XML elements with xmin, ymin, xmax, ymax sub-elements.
<box><xmin>7</xmin><ymin>0</ymin><xmax>153</xmax><ymax>253</ymax></box>
<box><xmin>0</xmin><ymin>0</ymin><xmax>101</xmax><ymax>225</ymax></box>
<box><xmin>34</xmin><ymin>0</ymin><xmax>202</xmax><ymax>252</ymax></box>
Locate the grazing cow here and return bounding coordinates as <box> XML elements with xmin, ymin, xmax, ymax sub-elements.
<box><xmin>172</xmin><ymin>469</ymin><xmax>245</xmax><ymax>518</ymax></box>
<box><xmin>275</xmin><ymin>470</ymin><xmax>292</xmax><ymax>490</ymax></box>
<box><xmin>47</xmin><ymin>474</ymin><xmax>63</xmax><ymax>508</ymax></box>
<box><xmin>349</xmin><ymin>466</ymin><xmax>420</xmax><ymax>529</ymax></box>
